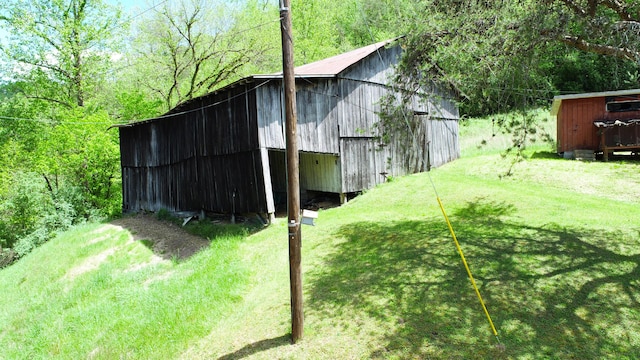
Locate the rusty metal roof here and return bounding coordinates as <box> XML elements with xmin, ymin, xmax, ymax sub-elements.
<box><xmin>113</xmin><ymin>39</ymin><xmax>401</xmax><ymax>127</ymax></box>
<box><xmin>291</xmin><ymin>38</ymin><xmax>397</xmax><ymax>76</ymax></box>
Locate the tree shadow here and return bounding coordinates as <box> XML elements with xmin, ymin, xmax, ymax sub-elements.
<box><xmin>216</xmin><ymin>335</ymin><xmax>291</xmax><ymax>360</ymax></box>
<box><xmin>111</xmin><ymin>214</ymin><xmax>211</xmax><ymax>262</ymax></box>
<box><xmin>306</xmin><ymin>199</ymin><xmax>640</xmax><ymax>359</ymax></box>
<box><xmin>530</xmin><ymin>151</ymin><xmax>562</xmax><ymax>160</ymax></box>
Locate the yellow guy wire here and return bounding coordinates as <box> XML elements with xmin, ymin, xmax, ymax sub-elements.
<box><xmin>428</xmin><ymin>174</ymin><xmax>501</xmax><ymax>342</ymax></box>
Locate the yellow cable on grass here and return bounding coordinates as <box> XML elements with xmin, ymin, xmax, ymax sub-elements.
<box><xmin>435</xmin><ymin>196</ymin><xmax>499</xmax><ymax>337</ymax></box>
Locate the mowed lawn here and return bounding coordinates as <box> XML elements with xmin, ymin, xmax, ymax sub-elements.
<box><xmin>2</xmin><ymin>115</ymin><xmax>640</xmax><ymax>359</ymax></box>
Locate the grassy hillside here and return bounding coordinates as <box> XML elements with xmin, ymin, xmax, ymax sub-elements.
<box><xmin>2</xmin><ymin>112</ymin><xmax>640</xmax><ymax>359</ymax></box>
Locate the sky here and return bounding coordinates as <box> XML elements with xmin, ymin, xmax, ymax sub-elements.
<box><xmin>107</xmin><ymin>0</ymin><xmax>152</xmax><ymax>14</ymax></box>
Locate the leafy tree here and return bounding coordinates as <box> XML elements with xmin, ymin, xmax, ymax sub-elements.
<box><xmin>394</xmin><ymin>0</ymin><xmax>640</xmax><ymax>117</ymax></box>
<box><xmin>0</xmin><ymin>0</ymin><xmax>123</xmax><ymax>108</ymax></box>
<box><xmin>331</xmin><ymin>0</ymin><xmax>413</xmax><ymax>48</ymax></box>
<box><xmin>39</xmin><ymin>108</ymin><xmax>121</xmax><ymax>215</ymax></box>
<box><xmin>129</xmin><ymin>0</ymin><xmax>268</xmax><ymax>110</ymax></box>
<box><xmin>227</xmin><ymin>0</ymin><xmax>281</xmax><ymax>75</ymax></box>
<box><xmin>539</xmin><ymin>0</ymin><xmax>640</xmax><ymax>62</ymax></box>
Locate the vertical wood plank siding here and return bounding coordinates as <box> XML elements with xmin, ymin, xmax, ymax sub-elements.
<box><xmin>335</xmin><ymin>45</ymin><xmax>459</xmax><ymax>193</ymax></box>
<box><xmin>257</xmin><ymin>81</ymin><xmax>340</xmax><ymax>154</ymax></box>
<box><xmin>558</xmin><ymin>98</ymin><xmax>603</xmax><ymax>152</ymax></box>
<box><xmin>427</xmin><ymin>119</ymin><xmax>460</xmax><ymax>168</ymax></box>
<box><xmin>340</xmin><ymin>138</ymin><xmax>382</xmax><ymax>192</ymax></box>
<box><xmin>119</xmin><ymin>83</ymin><xmax>271</xmax><ymax>214</ymax></box>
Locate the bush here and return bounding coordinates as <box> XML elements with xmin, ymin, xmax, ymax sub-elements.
<box><xmin>0</xmin><ymin>172</ymin><xmax>87</xmax><ymax>261</ymax></box>
<box><xmin>13</xmin><ymin>227</ymin><xmax>49</xmax><ymax>257</ymax></box>
<box><xmin>0</xmin><ymin>247</ymin><xmax>16</xmax><ymax>268</ymax></box>
<box><xmin>0</xmin><ymin>172</ymin><xmax>50</xmax><ymax>248</ymax></box>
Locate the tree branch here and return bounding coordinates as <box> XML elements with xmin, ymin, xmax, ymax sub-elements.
<box><xmin>559</xmin><ymin>35</ymin><xmax>640</xmax><ymax>61</ymax></box>
<box><xmin>23</xmin><ymin>93</ymin><xmax>73</xmax><ymax>109</ymax></box>
<box><xmin>600</xmin><ymin>0</ymin><xmax>635</xmax><ymax>21</ymax></box>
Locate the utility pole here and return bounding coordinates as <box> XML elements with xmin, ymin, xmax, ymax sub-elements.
<box><xmin>279</xmin><ymin>0</ymin><xmax>303</xmax><ymax>343</ymax></box>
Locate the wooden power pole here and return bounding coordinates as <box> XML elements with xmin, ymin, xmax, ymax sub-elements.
<box><xmin>279</xmin><ymin>0</ymin><xmax>303</xmax><ymax>343</ymax></box>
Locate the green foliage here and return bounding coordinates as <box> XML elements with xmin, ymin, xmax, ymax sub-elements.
<box><xmin>227</xmin><ymin>0</ymin><xmax>282</xmax><ymax>75</ymax></box>
<box><xmin>113</xmin><ymin>90</ymin><xmax>164</xmax><ymax>122</ymax></box>
<box><xmin>39</xmin><ymin>108</ymin><xmax>121</xmax><ymax>215</ymax></box>
<box><xmin>396</xmin><ymin>0</ymin><xmax>640</xmax><ymax>118</ymax></box>
<box><xmin>0</xmin><ymin>172</ymin><xmax>50</xmax><ymax>249</ymax></box>
<box><xmin>184</xmin><ymin>218</ymin><xmax>254</xmax><ymax>240</ymax></box>
<box><xmin>545</xmin><ymin>49</ymin><xmax>639</xmax><ymax>94</ymax></box>
<box><xmin>0</xmin><ymin>102</ymin><xmax>121</xmax><ymax>261</ymax></box>
<box><xmin>0</xmin><ymin>171</ymin><xmax>91</xmax><ymax>261</ymax></box>
<box><xmin>125</xmin><ymin>0</ymin><xmax>268</xmax><ymax>110</ymax></box>
<box><xmin>291</xmin><ymin>0</ymin><xmax>407</xmax><ymax>64</ymax></box>
<box><xmin>0</xmin><ymin>0</ymin><xmax>123</xmax><ymax>108</ymax></box>
<box><xmin>156</xmin><ymin>208</ymin><xmax>173</xmax><ymax>222</ymax></box>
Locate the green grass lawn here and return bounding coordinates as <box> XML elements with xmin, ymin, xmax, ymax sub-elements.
<box><xmin>2</xmin><ymin>111</ymin><xmax>640</xmax><ymax>359</ymax></box>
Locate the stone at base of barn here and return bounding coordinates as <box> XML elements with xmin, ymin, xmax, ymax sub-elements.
<box><xmin>573</xmin><ymin>149</ymin><xmax>595</xmax><ymax>161</ymax></box>
<box><xmin>564</xmin><ymin>149</ymin><xmax>595</xmax><ymax>161</ymax></box>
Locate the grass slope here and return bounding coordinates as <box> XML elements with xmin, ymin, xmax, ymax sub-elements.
<box><xmin>0</xmin><ymin>224</ymin><xmax>249</xmax><ymax>359</ymax></box>
<box><xmin>2</xmin><ymin>113</ymin><xmax>640</xmax><ymax>359</ymax></box>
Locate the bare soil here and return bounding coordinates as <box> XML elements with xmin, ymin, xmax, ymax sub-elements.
<box><xmin>111</xmin><ymin>213</ymin><xmax>210</xmax><ymax>261</ymax></box>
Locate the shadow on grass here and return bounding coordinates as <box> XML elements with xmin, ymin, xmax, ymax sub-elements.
<box><xmin>111</xmin><ymin>214</ymin><xmax>259</xmax><ymax>262</ymax></box>
<box><xmin>530</xmin><ymin>151</ymin><xmax>562</xmax><ymax>160</ymax></box>
<box><xmin>307</xmin><ymin>199</ymin><xmax>640</xmax><ymax>359</ymax></box>
<box><xmin>217</xmin><ymin>334</ymin><xmax>291</xmax><ymax>360</ymax></box>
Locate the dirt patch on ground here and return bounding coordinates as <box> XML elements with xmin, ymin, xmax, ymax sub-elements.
<box><xmin>111</xmin><ymin>213</ymin><xmax>210</xmax><ymax>261</ymax></box>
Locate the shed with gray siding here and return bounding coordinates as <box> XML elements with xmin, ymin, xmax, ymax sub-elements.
<box><xmin>116</xmin><ymin>39</ymin><xmax>460</xmax><ymax>217</ymax></box>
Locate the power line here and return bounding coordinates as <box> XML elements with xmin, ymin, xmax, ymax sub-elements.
<box><xmin>0</xmin><ymin>115</ymin><xmax>113</xmax><ymax>125</ymax></box>
<box><xmin>114</xmin><ymin>79</ymin><xmax>273</xmax><ymax>125</ymax></box>
<box><xmin>2</xmin><ymin>79</ymin><xmax>564</xmax><ymax>127</ymax></box>
<box><xmin>116</xmin><ymin>0</ymin><xmax>170</xmax><ymax>30</ymax></box>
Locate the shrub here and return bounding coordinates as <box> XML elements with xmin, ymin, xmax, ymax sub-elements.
<box><xmin>156</xmin><ymin>208</ymin><xmax>173</xmax><ymax>221</ymax></box>
<box><xmin>0</xmin><ymin>172</ymin><xmax>50</xmax><ymax>248</ymax></box>
<box><xmin>0</xmin><ymin>172</ymin><xmax>87</xmax><ymax>261</ymax></box>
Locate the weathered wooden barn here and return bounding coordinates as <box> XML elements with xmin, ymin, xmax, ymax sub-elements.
<box><xmin>552</xmin><ymin>89</ymin><xmax>640</xmax><ymax>160</ymax></box>
<box><xmin>116</xmin><ymin>39</ymin><xmax>460</xmax><ymax>218</ymax></box>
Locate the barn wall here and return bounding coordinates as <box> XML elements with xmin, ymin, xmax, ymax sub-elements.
<box><xmin>195</xmin><ymin>151</ymin><xmax>269</xmax><ymax>214</ymax></box>
<box><xmin>419</xmin><ymin>84</ymin><xmax>460</xmax><ymax>121</ymax></box>
<box><xmin>337</xmin><ymin>45</ymin><xmax>401</xmax><ymax>138</ymax></box>
<box><xmin>120</xmin><ymin>151</ymin><xmax>269</xmax><ymax>214</ymax></box>
<box><xmin>119</xmin><ymin>83</ymin><xmax>273</xmax><ymax>215</ymax></box>
<box><xmin>428</xmin><ymin>118</ymin><xmax>460</xmax><ymax>168</ymax></box>
<box><xmin>119</xmin><ymin>118</ymin><xmax>196</xmax><ymax>168</ymax></box>
<box><xmin>256</xmin><ymin>82</ymin><xmax>285</xmax><ymax>149</ymax></box>
<box><xmin>339</xmin><ymin>116</ymin><xmax>459</xmax><ymax>194</ymax></box>
<box><xmin>340</xmin><ymin>138</ymin><xmax>386</xmax><ymax>193</ymax></box>
<box><xmin>383</xmin><ymin>115</ymin><xmax>430</xmax><ymax>175</ymax></box>
<box><xmin>296</xmin><ymin>80</ymin><xmax>340</xmax><ymax>153</ymax></box>
<box><xmin>256</xmin><ymin>80</ymin><xmax>340</xmax><ymax>154</ymax></box>
<box><xmin>120</xmin><ymin>43</ymin><xmax>461</xmax><ymax>214</ymax></box>
<box><xmin>121</xmin><ymin>159</ymin><xmax>198</xmax><ymax>213</ymax></box>
<box><xmin>189</xmin><ymin>84</ymin><xmax>259</xmax><ymax>155</ymax></box>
